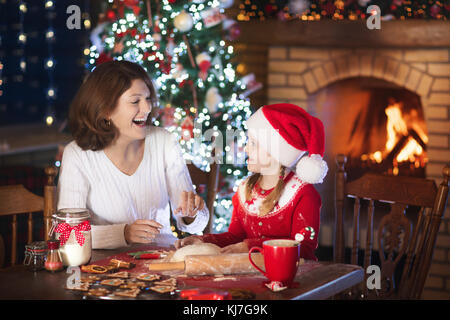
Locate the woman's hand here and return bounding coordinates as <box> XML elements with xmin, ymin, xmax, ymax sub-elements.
<box><xmin>220</xmin><ymin>242</ymin><xmax>249</xmax><ymax>254</ymax></box>
<box><xmin>174</xmin><ymin>191</ymin><xmax>205</xmax><ymax>218</ymax></box>
<box><xmin>124</xmin><ymin>219</ymin><xmax>163</xmax><ymax>244</ymax></box>
<box><xmin>174</xmin><ymin>235</ymin><xmax>203</xmax><ymax>249</ymax></box>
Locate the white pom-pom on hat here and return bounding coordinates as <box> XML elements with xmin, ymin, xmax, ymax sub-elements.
<box><xmin>296</xmin><ymin>154</ymin><xmax>328</xmax><ymax>184</ymax></box>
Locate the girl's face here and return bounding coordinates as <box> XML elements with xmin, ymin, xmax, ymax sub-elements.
<box><xmin>109</xmin><ymin>79</ymin><xmax>152</xmax><ymax>142</ymax></box>
<box><xmin>244</xmin><ymin>134</ymin><xmax>280</xmax><ymax>175</ymax></box>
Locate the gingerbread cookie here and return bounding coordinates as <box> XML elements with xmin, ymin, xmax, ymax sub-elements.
<box><xmin>136</xmin><ymin>273</ymin><xmax>160</xmax><ymax>282</ymax></box>
<box><xmin>80</xmin><ymin>275</ymin><xmax>101</xmax><ymax>284</ymax></box>
<box><xmin>120</xmin><ymin>281</ymin><xmax>147</xmax><ymax>289</ymax></box>
<box><xmin>109</xmin><ymin>271</ymin><xmax>129</xmax><ymax>278</ymax></box>
<box><xmin>154</xmin><ymin>278</ymin><xmax>177</xmax><ymax>286</ymax></box>
<box><xmin>85</xmin><ymin>288</ymin><xmax>110</xmax><ymax>297</ymax></box>
<box><xmin>149</xmin><ymin>285</ymin><xmax>175</xmax><ymax>294</ymax></box>
<box><xmin>114</xmin><ymin>288</ymin><xmax>141</xmax><ymax>298</ymax></box>
<box><xmin>65</xmin><ymin>282</ymin><xmax>90</xmax><ymax>292</ymax></box>
<box><xmin>100</xmin><ymin>278</ymin><xmax>125</xmax><ymax>287</ymax></box>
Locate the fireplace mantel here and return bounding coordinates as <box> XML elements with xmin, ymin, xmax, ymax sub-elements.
<box><xmin>238</xmin><ymin>20</ymin><xmax>450</xmax><ymax>48</ymax></box>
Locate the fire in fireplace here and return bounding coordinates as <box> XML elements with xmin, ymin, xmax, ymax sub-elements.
<box><xmin>316</xmin><ymin>78</ymin><xmax>428</xmax><ymax>179</ymax></box>
<box><xmin>361</xmin><ymin>100</ymin><xmax>428</xmax><ymax>176</ymax></box>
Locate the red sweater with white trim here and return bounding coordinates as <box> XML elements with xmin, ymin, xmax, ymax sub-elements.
<box><xmin>201</xmin><ymin>172</ymin><xmax>321</xmax><ymax>260</ymax></box>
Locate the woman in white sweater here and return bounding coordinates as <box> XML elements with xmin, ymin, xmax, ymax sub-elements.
<box><xmin>57</xmin><ymin>61</ymin><xmax>209</xmax><ymax>249</ymax></box>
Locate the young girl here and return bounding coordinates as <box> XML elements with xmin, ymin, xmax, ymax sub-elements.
<box><xmin>175</xmin><ymin>103</ymin><xmax>328</xmax><ymax>260</ymax></box>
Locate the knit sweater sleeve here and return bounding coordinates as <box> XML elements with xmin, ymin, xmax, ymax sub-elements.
<box><xmin>200</xmin><ymin>192</ymin><xmax>246</xmax><ymax>247</ymax></box>
<box><xmin>164</xmin><ymin>132</ymin><xmax>209</xmax><ymax>234</ymax></box>
<box><xmin>57</xmin><ymin>143</ymin><xmax>89</xmax><ymax>210</ymax></box>
<box><xmin>57</xmin><ymin>143</ymin><xmax>127</xmax><ymax>249</ymax></box>
<box><xmin>290</xmin><ymin>185</ymin><xmax>321</xmax><ymax>260</ymax></box>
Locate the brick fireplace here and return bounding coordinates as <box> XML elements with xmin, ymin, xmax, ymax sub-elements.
<box><xmin>238</xmin><ymin>20</ymin><xmax>450</xmax><ymax>299</ymax></box>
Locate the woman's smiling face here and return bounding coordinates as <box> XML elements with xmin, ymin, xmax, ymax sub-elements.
<box><xmin>109</xmin><ymin>79</ymin><xmax>152</xmax><ymax>142</ymax></box>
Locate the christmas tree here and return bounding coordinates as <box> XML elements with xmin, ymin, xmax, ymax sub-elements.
<box><xmin>87</xmin><ymin>0</ymin><xmax>262</xmax><ymax>234</ymax></box>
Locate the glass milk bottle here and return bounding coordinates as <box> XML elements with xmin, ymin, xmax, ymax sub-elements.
<box><xmin>50</xmin><ymin>209</ymin><xmax>92</xmax><ymax>267</ymax></box>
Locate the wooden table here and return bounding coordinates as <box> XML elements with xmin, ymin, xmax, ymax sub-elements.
<box><xmin>0</xmin><ymin>242</ymin><xmax>363</xmax><ymax>300</ymax></box>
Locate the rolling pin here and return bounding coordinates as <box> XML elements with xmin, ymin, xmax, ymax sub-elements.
<box><xmin>148</xmin><ymin>252</ymin><xmax>265</xmax><ymax>276</ymax></box>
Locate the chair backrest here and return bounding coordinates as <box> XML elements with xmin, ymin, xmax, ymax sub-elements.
<box><xmin>0</xmin><ymin>166</ymin><xmax>57</xmax><ymax>267</ymax></box>
<box><xmin>187</xmin><ymin>162</ymin><xmax>220</xmax><ymax>234</ymax></box>
<box><xmin>333</xmin><ymin>154</ymin><xmax>449</xmax><ymax>299</ymax></box>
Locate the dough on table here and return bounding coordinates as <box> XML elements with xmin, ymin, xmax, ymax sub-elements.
<box><xmin>170</xmin><ymin>243</ymin><xmax>221</xmax><ymax>262</ymax></box>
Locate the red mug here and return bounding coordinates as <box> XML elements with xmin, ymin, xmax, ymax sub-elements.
<box><xmin>248</xmin><ymin>239</ymin><xmax>300</xmax><ymax>285</ymax></box>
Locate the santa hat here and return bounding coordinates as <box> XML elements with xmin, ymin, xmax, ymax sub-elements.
<box><xmin>246</xmin><ymin>103</ymin><xmax>328</xmax><ymax>184</ymax></box>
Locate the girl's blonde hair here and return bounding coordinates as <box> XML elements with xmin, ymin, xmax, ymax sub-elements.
<box><xmin>244</xmin><ymin>166</ymin><xmax>286</xmax><ymax>216</ymax></box>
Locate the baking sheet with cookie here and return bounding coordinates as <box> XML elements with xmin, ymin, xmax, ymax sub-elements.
<box><xmin>63</xmin><ymin>248</ymin><xmax>173</xmax><ymax>299</ymax></box>
<box><xmin>65</xmin><ymin>271</ymin><xmax>267</xmax><ymax>300</ymax></box>
<box><xmin>66</xmin><ymin>272</ymin><xmax>180</xmax><ymax>300</ymax></box>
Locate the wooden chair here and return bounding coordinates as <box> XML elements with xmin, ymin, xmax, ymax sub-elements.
<box><xmin>0</xmin><ymin>166</ymin><xmax>57</xmax><ymax>267</ymax></box>
<box><xmin>333</xmin><ymin>154</ymin><xmax>449</xmax><ymax>299</ymax></box>
<box><xmin>187</xmin><ymin>162</ymin><xmax>220</xmax><ymax>234</ymax></box>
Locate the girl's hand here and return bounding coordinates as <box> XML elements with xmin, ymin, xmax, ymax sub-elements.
<box><xmin>124</xmin><ymin>219</ymin><xmax>162</xmax><ymax>244</ymax></box>
<box><xmin>220</xmin><ymin>242</ymin><xmax>249</xmax><ymax>254</ymax></box>
<box><xmin>174</xmin><ymin>191</ymin><xmax>205</xmax><ymax>218</ymax></box>
<box><xmin>174</xmin><ymin>235</ymin><xmax>203</xmax><ymax>249</ymax></box>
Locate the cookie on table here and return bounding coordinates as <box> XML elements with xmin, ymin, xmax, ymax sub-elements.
<box><xmin>100</xmin><ymin>278</ymin><xmax>125</xmax><ymax>287</ymax></box>
<box><xmin>120</xmin><ymin>281</ymin><xmax>147</xmax><ymax>289</ymax></box>
<box><xmin>85</xmin><ymin>288</ymin><xmax>110</xmax><ymax>297</ymax></box>
<box><xmin>136</xmin><ymin>273</ymin><xmax>161</xmax><ymax>282</ymax></box>
<box><xmin>154</xmin><ymin>277</ymin><xmax>177</xmax><ymax>286</ymax></box>
<box><xmin>65</xmin><ymin>282</ymin><xmax>90</xmax><ymax>292</ymax></box>
<box><xmin>149</xmin><ymin>285</ymin><xmax>176</xmax><ymax>294</ymax></box>
<box><xmin>80</xmin><ymin>275</ymin><xmax>101</xmax><ymax>284</ymax></box>
<box><xmin>114</xmin><ymin>288</ymin><xmax>141</xmax><ymax>298</ymax></box>
<box><xmin>109</xmin><ymin>271</ymin><xmax>130</xmax><ymax>278</ymax></box>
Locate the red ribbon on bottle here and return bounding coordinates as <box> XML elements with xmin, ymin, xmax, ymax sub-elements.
<box><xmin>55</xmin><ymin>221</ymin><xmax>91</xmax><ymax>247</ymax></box>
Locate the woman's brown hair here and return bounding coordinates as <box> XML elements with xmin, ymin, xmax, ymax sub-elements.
<box><xmin>244</xmin><ymin>166</ymin><xmax>286</xmax><ymax>216</ymax></box>
<box><xmin>68</xmin><ymin>60</ymin><xmax>159</xmax><ymax>151</ymax></box>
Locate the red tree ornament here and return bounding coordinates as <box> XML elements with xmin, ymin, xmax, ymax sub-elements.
<box><xmin>124</xmin><ymin>0</ymin><xmax>141</xmax><ymax>16</ymax></box>
<box><xmin>106</xmin><ymin>9</ymin><xmax>116</xmax><ymax>21</ymax></box>
<box><xmin>181</xmin><ymin>116</ymin><xmax>194</xmax><ymax>141</ymax></box>
<box><xmin>96</xmin><ymin>52</ymin><xmax>113</xmax><ymax>65</ymax></box>
<box><xmin>161</xmin><ymin>106</ymin><xmax>175</xmax><ymax>127</ymax></box>
<box><xmin>195</xmin><ymin>52</ymin><xmax>211</xmax><ymax>81</ymax></box>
